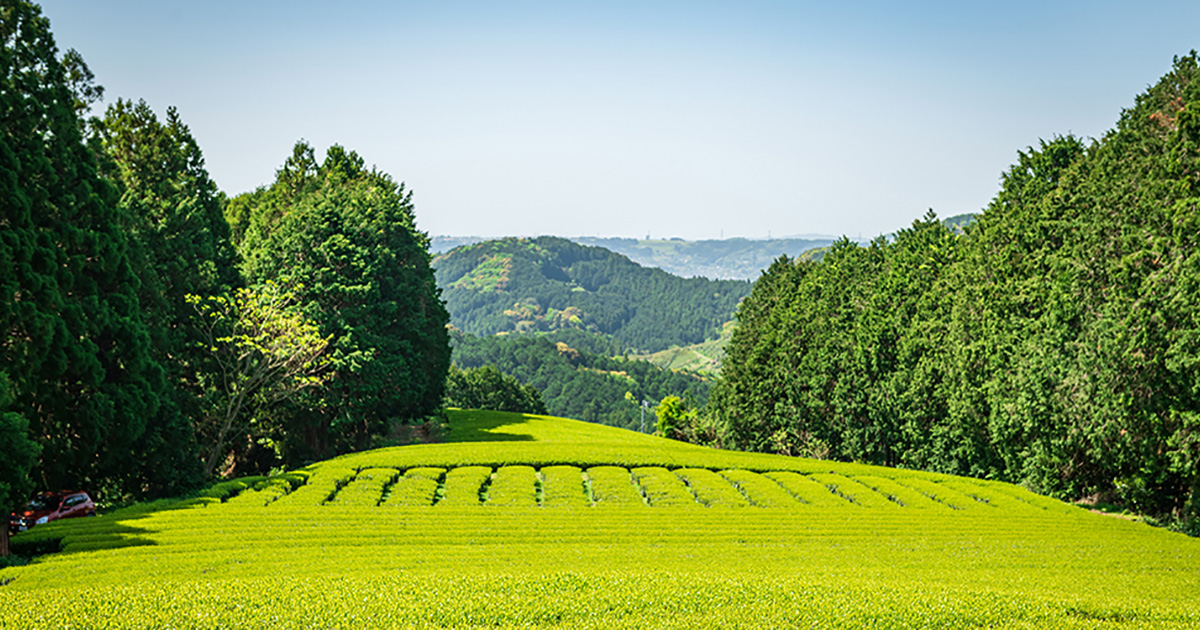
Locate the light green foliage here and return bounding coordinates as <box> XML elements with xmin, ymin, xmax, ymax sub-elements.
<box><xmin>271</xmin><ymin>467</ymin><xmax>354</xmax><ymax>507</ymax></box>
<box><xmin>628</xmin><ymin>322</ymin><xmax>732</xmax><ymax>375</ymax></box>
<box><xmin>381</xmin><ymin>467</ymin><xmax>444</xmax><ymax>507</ymax></box>
<box><xmin>196</xmin><ymin>477</ymin><xmax>268</xmax><ymax>501</ymax></box>
<box><xmin>585</xmin><ymin>467</ymin><xmax>644</xmax><ymax>506</ymax></box>
<box><xmin>675</xmin><ymin>468</ymin><xmax>749</xmax><ymax>507</ymax></box>
<box><xmin>485</xmin><ymin>466</ymin><xmax>538</xmax><ymax>507</ymax></box>
<box><xmin>807</xmin><ymin>473</ymin><xmax>902</xmax><ymax>509</ymax></box>
<box><xmin>540</xmin><ymin>466</ymin><xmax>588</xmax><ymax>507</ymax></box>
<box><xmin>449</xmin><ymin>253</ymin><xmax>513</xmax><ymax>291</ymax></box>
<box><xmin>3</xmin><ymin>410</ymin><xmax>1198</xmax><ymax>627</ymax></box>
<box><xmin>188</xmin><ymin>282</ymin><xmax>331</xmax><ymax>476</ymax></box>
<box><xmin>763</xmin><ymin>472</ymin><xmax>855</xmax><ymax>507</ymax></box>
<box><xmin>440</xmin><ymin>466</ymin><xmax>492</xmax><ymax>506</ymax></box>
<box><xmin>327</xmin><ymin>468</ymin><xmax>398</xmax><ymax>507</ymax></box>
<box><xmin>853</xmin><ymin>475</ymin><xmax>952</xmax><ymax>509</ymax></box>
<box><xmin>890</xmin><ymin>477</ymin><xmax>987</xmax><ymax>511</ymax></box>
<box><xmin>718</xmin><ymin>470</ymin><xmax>799</xmax><ymax>507</ymax></box>
<box><xmin>631</xmin><ymin>467</ymin><xmax>698</xmax><ymax>507</ymax></box>
<box><xmin>936</xmin><ymin>479</ymin><xmax>1045</xmax><ymax>513</ymax></box>
<box><xmin>222</xmin><ymin>473</ymin><xmax>303</xmax><ymax>508</ymax></box>
<box><xmin>654</xmin><ymin>395</ymin><xmax>691</xmax><ymax>439</ymax></box>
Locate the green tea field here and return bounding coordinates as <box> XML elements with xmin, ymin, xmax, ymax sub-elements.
<box><xmin>2</xmin><ymin>410</ymin><xmax>1198</xmax><ymax>628</ymax></box>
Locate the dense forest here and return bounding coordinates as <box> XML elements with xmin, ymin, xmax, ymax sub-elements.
<box><xmin>0</xmin><ymin>1</ymin><xmax>448</xmax><ymax>512</ymax></box>
<box><xmin>434</xmin><ymin>237</ymin><xmax>751</xmax><ymax>352</ymax></box>
<box><xmin>713</xmin><ymin>54</ymin><xmax>1200</xmax><ymax>532</ymax></box>
<box><xmin>452</xmin><ymin>332</ymin><xmax>710</xmax><ymax>431</ymax></box>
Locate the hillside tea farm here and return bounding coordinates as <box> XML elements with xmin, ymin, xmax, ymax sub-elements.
<box><xmin>2</xmin><ymin>411</ymin><xmax>1199</xmax><ymax>628</ymax></box>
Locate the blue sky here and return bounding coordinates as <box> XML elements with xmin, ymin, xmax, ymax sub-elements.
<box><xmin>40</xmin><ymin>1</ymin><xmax>1200</xmax><ymax>240</ymax></box>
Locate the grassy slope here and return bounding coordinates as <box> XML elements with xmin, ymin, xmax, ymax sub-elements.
<box><xmin>628</xmin><ymin>321</ymin><xmax>733</xmax><ymax>374</ymax></box>
<box><xmin>2</xmin><ymin>410</ymin><xmax>1198</xmax><ymax>628</ymax></box>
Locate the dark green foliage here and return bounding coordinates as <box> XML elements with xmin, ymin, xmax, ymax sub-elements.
<box><xmin>92</xmin><ymin>99</ymin><xmax>240</xmax><ymax>491</ymax></box>
<box><xmin>232</xmin><ymin>142</ymin><xmax>450</xmax><ymax>462</ymax></box>
<box><xmin>444</xmin><ymin>365</ymin><xmax>546</xmax><ymax>415</ymax></box>
<box><xmin>434</xmin><ymin>237</ymin><xmax>751</xmax><ymax>353</ymax></box>
<box><xmin>0</xmin><ymin>373</ymin><xmax>39</xmax><ymax>514</ymax></box>
<box><xmin>452</xmin><ymin>333</ymin><xmax>709</xmax><ymax>432</ymax></box>
<box><xmin>716</xmin><ymin>54</ymin><xmax>1200</xmax><ymax>530</ymax></box>
<box><xmin>0</xmin><ymin>1</ymin><xmax>176</xmax><ymax>498</ymax></box>
<box><xmin>718</xmin><ymin>214</ymin><xmax>959</xmax><ymax>462</ymax></box>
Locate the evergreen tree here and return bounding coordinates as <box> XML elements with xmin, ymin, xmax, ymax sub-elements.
<box><xmin>233</xmin><ymin>142</ymin><xmax>450</xmax><ymax>461</ymax></box>
<box><xmin>715</xmin><ymin>54</ymin><xmax>1200</xmax><ymax>531</ymax></box>
<box><xmin>444</xmin><ymin>365</ymin><xmax>546</xmax><ymax>415</ymax></box>
<box><xmin>90</xmin><ymin>99</ymin><xmax>241</xmax><ymax>488</ymax></box>
<box><xmin>0</xmin><ymin>1</ymin><xmax>172</xmax><ymax>498</ymax></box>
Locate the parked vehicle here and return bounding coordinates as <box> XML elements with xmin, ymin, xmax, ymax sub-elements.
<box><xmin>8</xmin><ymin>491</ymin><xmax>96</xmax><ymax>535</ymax></box>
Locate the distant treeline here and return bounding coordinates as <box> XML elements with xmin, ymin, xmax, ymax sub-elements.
<box><xmin>452</xmin><ymin>332</ymin><xmax>710</xmax><ymax>432</ymax></box>
<box><xmin>713</xmin><ymin>54</ymin><xmax>1200</xmax><ymax>531</ymax></box>
<box><xmin>434</xmin><ymin>237</ymin><xmax>751</xmax><ymax>353</ymax></box>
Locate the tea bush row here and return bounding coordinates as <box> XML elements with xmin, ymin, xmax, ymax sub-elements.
<box><xmin>381</xmin><ymin>467</ymin><xmax>444</xmax><ymax>507</ymax></box>
<box><xmin>486</xmin><ymin>465</ymin><xmax>538</xmax><ymax>506</ymax></box>
<box><xmin>585</xmin><ymin>466</ymin><xmax>645</xmax><ymax>505</ymax></box>
<box><xmin>540</xmin><ymin>465</ymin><xmax>589</xmax><ymax>507</ymax></box>
<box><xmin>327</xmin><ymin>468</ymin><xmax>398</xmax><ymax>506</ymax></box>
<box><xmin>440</xmin><ymin>466</ymin><xmax>492</xmax><ymax>506</ymax></box>
<box><xmin>632</xmin><ymin>467</ymin><xmax>698</xmax><ymax>507</ymax></box>
<box><xmin>718</xmin><ymin>470</ymin><xmax>799</xmax><ymax>507</ymax></box>
<box><xmin>763</xmin><ymin>471</ymin><xmax>855</xmax><ymax>507</ymax></box>
<box><xmin>675</xmin><ymin>468</ymin><xmax>749</xmax><ymax>507</ymax></box>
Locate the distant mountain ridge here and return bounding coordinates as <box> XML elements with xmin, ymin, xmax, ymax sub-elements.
<box><xmin>432</xmin><ymin>235</ymin><xmax>840</xmax><ymax>280</ymax></box>
<box><xmin>432</xmin><ymin>236</ymin><xmax>751</xmax><ymax>353</ymax></box>
<box><xmin>572</xmin><ymin>237</ymin><xmax>848</xmax><ymax>280</ymax></box>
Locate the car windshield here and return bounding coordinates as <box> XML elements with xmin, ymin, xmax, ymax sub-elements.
<box><xmin>25</xmin><ymin>496</ymin><xmax>62</xmax><ymax>511</ymax></box>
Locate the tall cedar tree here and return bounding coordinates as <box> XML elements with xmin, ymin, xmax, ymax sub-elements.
<box><xmin>92</xmin><ymin>99</ymin><xmax>241</xmax><ymax>487</ymax></box>
<box><xmin>0</xmin><ymin>1</ymin><xmax>178</xmax><ymax>500</ymax></box>
<box><xmin>231</xmin><ymin>142</ymin><xmax>450</xmax><ymax>461</ymax></box>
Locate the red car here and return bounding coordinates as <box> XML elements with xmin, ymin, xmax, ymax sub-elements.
<box><xmin>8</xmin><ymin>491</ymin><xmax>96</xmax><ymax>535</ymax></box>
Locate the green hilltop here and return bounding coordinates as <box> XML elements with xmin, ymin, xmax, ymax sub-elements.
<box><xmin>433</xmin><ymin>236</ymin><xmax>751</xmax><ymax>353</ymax></box>
<box><xmin>3</xmin><ymin>410</ymin><xmax>1198</xmax><ymax>628</ymax></box>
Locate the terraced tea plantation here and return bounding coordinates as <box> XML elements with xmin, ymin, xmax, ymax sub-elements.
<box><xmin>2</xmin><ymin>410</ymin><xmax>1199</xmax><ymax>628</ymax></box>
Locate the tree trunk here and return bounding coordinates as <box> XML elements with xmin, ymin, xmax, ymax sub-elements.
<box><xmin>1</xmin><ymin>522</ymin><xmax>9</xmax><ymax>558</ymax></box>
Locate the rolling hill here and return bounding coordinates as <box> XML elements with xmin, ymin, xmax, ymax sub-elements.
<box><xmin>433</xmin><ymin>237</ymin><xmax>751</xmax><ymax>353</ymax></box>
<box><xmin>430</xmin><ymin>235</ymin><xmax>842</xmax><ymax>280</ymax></box>
<box><xmin>3</xmin><ymin>409</ymin><xmax>1197</xmax><ymax>628</ymax></box>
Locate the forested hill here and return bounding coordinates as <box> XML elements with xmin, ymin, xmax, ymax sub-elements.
<box><xmin>433</xmin><ymin>237</ymin><xmax>752</xmax><ymax>353</ymax></box>
<box><xmin>451</xmin><ymin>332</ymin><xmax>710</xmax><ymax>431</ymax></box>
